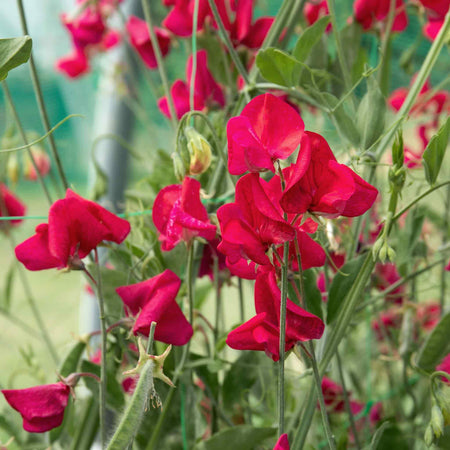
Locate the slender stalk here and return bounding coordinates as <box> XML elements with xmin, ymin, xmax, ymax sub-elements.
<box><xmin>336</xmin><ymin>349</ymin><xmax>361</xmax><ymax>449</ymax></box>
<box><xmin>0</xmin><ymin>309</ymin><xmax>41</xmax><ymax>339</ymax></box>
<box><xmin>140</xmin><ymin>0</ymin><xmax>178</xmax><ymax>129</ymax></box>
<box><xmin>146</xmin><ymin>321</ymin><xmax>157</xmax><ymax>354</ymax></box>
<box><xmin>377</xmin><ymin>0</ymin><xmax>396</xmax><ymax>96</ymax></box>
<box><xmin>6</xmin><ymin>234</ymin><xmax>59</xmax><ymax>365</ymax></box>
<box><xmin>206</xmin><ymin>0</ymin><xmax>250</xmax><ymax>85</ymax></box>
<box><xmin>278</xmin><ymin>0</ymin><xmax>307</xmax><ymax>50</ymax></box>
<box><xmin>190</xmin><ymin>0</ymin><xmax>200</xmax><ymax>112</ymax></box>
<box><xmin>213</xmin><ymin>253</ymin><xmax>221</xmax><ymax>352</ymax></box>
<box><xmin>277</xmin><ymin>241</ymin><xmax>289</xmax><ymax>436</ymax></box>
<box><xmin>2</xmin><ymin>81</ymin><xmax>53</xmax><ymax>205</ymax></box>
<box><xmin>94</xmin><ymin>248</ymin><xmax>107</xmax><ymax>449</ymax></box>
<box><xmin>440</xmin><ymin>185</ymin><xmax>450</xmax><ymax>313</ymax></box>
<box><xmin>307</xmin><ymin>342</ymin><xmax>336</xmax><ymax>450</ymax></box>
<box><xmin>16</xmin><ymin>0</ymin><xmax>69</xmax><ymax>191</ymax></box>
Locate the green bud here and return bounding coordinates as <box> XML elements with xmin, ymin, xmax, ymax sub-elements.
<box><xmin>386</xmin><ymin>245</ymin><xmax>396</xmax><ymax>262</ymax></box>
<box><xmin>424</xmin><ymin>424</ymin><xmax>435</xmax><ymax>447</ymax></box>
<box><xmin>435</xmin><ymin>384</ymin><xmax>450</xmax><ymax>425</ymax></box>
<box><xmin>184</xmin><ymin>126</ymin><xmax>212</xmax><ymax>175</ymax></box>
<box><xmin>379</xmin><ymin>244</ymin><xmax>388</xmax><ymax>264</ymax></box>
<box><xmin>431</xmin><ymin>404</ymin><xmax>444</xmax><ymax>438</ymax></box>
<box><xmin>388</xmin><ymin>166</ymin><xmax>406</xmax><ymax>191</ymax></box>
<box><xmin>372</xmin><ymin>237</ymin><xmax>384</xmax><ymax>261</ymax></box>
<box><xmin>7</xmin><ymin>154</ymin><xmax>19</xmax><ymax>184</ymax></box>
<box><xmin>172</xmin><ymin>152</ymin><xmax>187</xmax><ymax>182</ymax></box>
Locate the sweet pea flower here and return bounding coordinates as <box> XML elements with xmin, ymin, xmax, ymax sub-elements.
<box><xmin>158</xmin><ymin>50</ymin><xmax>225</xmax><ymax>119</ymax></box>
<box><xmin>280</xmin><ymin>132</ymin><xmax>378</xmax><ymax>218</ymax></box>
<box><xmin>2</xmin><ymin>382</ymin><xmax>71</xmax><ymax>433</ymax></box>
<box><xmin>126</xmin><ymin>16</ymin><xmax>171</xmax><ymax>69</ymax></box>
<box><xmin>15</xmin><ymin>189</ymin><xmax>130</xmax><ymax>271</ymax></box>
<box><xmin>217</xmin><ymin>173</ymin><xmax>296</xmax><ymax>267</ymax></box>
<box><xmin>226</xmin><ymin>271</ymin><xmax>324</xmax><ymax>361</ymax></box>
<box><xmin>373</xmin><ymin>262</ymin><xmax>405</xmax><ymax>304</ymax></box>
<box><xmin>437</xmin><ymin>353</ymin><xmax>450</xmax><ymax>382</ymax></box>
<box><xmin>417</xmin><ymin>0</ymin><xmax>450</xmax><ymax>40</ymax></box>
<box><xmin>116</xmin><ymin>269</ymin><xmax>193</xmax><ymax>345</ymax></box>
<box><xmin>353</xmin><ymin>0</ymin><xmax>408</xmax><ymax>32</ymax></box>
<box><xmin>152</xmin><ymin>176</ymin><xmax>217</xmax><ymax>251</ymax></box>
<box><xmin>0</xmin><ymin>184</ymin><xmax>26</xmax><ymax>228</ymax></box>
<box><xmin>227</xmin><ymin>93</ymin><xmax>304</xmax><ymax>175</ymax></box>
<box><xmin>304</xmin><ymin>1</ymin><xmax>331</xmax><ymax>31</ymax></box>
<box><xmin>56</xmin><ymin>48</ymin><xmax>90</xmax><ymax>78</ymax></box>
<box><xmin>273</xmin><ymin>433</ymin><xmax>290</xmax><ymax>450</ymax></box>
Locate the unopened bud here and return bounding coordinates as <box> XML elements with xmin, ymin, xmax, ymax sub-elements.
<box><xmin>389</xmin><ymin>166</ymin><xmax>406</xmax><ymax>191</ymax></box>
<box><xmin>7</xmin><ymin>155</ymin><xmax>19</xmax><ymax>184</ymax></box>
<box><xmin>424</xmin><ymin>423</ymin><xmax>434</xmax><ymax>447</ymax></box>
<box><xmin>172</xmin><ymin>152</ymin><xmax>188</xmax><ymax>182</ymax></box>
<box><xmin>184</xmin><ymin>127</ymin><xmax>212</xmax><ymax>175</ymax></box>
<box><xmin>431</xmin><ymin>404</ymin><xmax>444</xmax><ymax>438</ymax></box>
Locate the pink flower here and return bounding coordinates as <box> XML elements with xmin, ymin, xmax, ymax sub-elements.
<box><xmin>0</xmin><ymin>184</ymin><xmax>26</xmax><ymax>228</ymax></box>
<box><xmin>62</xmin><ymin>9</ymin><xmax>106</xmax><ymax>49</ymax></box>
<box><xmin>417</xmin><ymin>0</ymin><xmax>450</xmax><ymax>40</ymax></box>
<box><xmin>436</xmin><ymin>353</ymin><xmax>450</xmax><ymax>382</ymax></box>
<box><xmin>227</xmin><ymin>93</ymin><xmax>304</xmax><ymax>175</ymax></box>
<box><xmin>321</xmin><ymin>376</ymin><xmax>345</xmax><ymax>412</ymax></box>
<box><xmin>158</xmin><ymin>50</ymin><xmax>225</xmax><ymax>119</ymax></box>
<box><xmin>417</xmin><ymin>301</ymin><xmax>441</xmax><ymax>331</ymax></box>
<box><xmin>55</xmin><ymin>49</ymin><xmax>90</xmax><ymax>78</ymax></box>
<box><xmin>373</xmin><ymin>263</ymin><xmax>404</xmax><ymax>304</ymax></box>
<box><xmin>126</xmin><ymin>16</ymin><xmax>171</xmax><ymax>69</ymax></box>
<box><xmin>304</xmin><ymin>1</ymin><xmax>331</xmax><ymax>31</ymax></box>
<box><xmin>273</xmin><ymin>433</ymin><xmax>290</xmax><ymax>450</ymax></box>
<box><xmin>152</xmin><ymin>177</ymin><xmax>216</xmax><ymax>251</ymax></box>
<box><xmin>226</xmin><ymin>271</ymin><xmax>324</xmax><ymax>361</ymax></box>
<box><xmin>353</xmin><ymin>0</ymin><xmax>408</xmax><ymax>32</ymax></box>
<box><xmin>281</xmin><ymin>132</ymin><xmax>378</xmax><ymax>218</ymax></box>
<box><xmin>116</xmin><ymin>269</ymin><xmax>193</xmax><ymax>345</ymax></box>
<box><xmin>2</xmin><ymin>382</ymin><xmax>71</xmax><ymax>433</ymax></box>
<box><xmin>15</xmin><ymin>189</ymin><xmax>130</xmax><ymax>271</ymax></box>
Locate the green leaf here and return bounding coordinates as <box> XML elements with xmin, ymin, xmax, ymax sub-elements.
<box><xmin>59</xmin><ymin>341</ymin><xmax>87</xmax><ymax>378</ymax></box>
<box><xmin>370</xmin><ymin>421</ymin><xmax>391</xmax><ymax>449</ymax></box>
<box><xmin>373</xmin><ymin>424</ymin><xmax>409</xmax><ymax>450</ymax></box>
<box><xmin>222</xmin><ymin>352</ymin><xmax>259</xmax><ymax>410</ymax></box>
<box><xmin>322</xmin><ymin>92</ymin><xmax>360</xmax><ymax>147</ymax></box>
<box><xmin>0</xmin><ymin>36</ymin><xmax>32</xmax><ymax>81</ymax></box>
<box><xmin>423</xmin><ymin>116</ymin><xmax>450</xmax><ymax>185</ymax></box>
<box><xmin>1</xmin><ymin>262</ymin><xmax>15</xmax><ymax>312</ymax></box>
<box><xmin>195</xmin><ymin>425</ymin><xmax>276</xmax><ymax>450</ymax></box>
<box><xmin>256</xmin><ymin>48</ymin><xmax>301</xmax><ymax>87</ymax></box>
<box><xmin>356</xmin><ymin>76</ymin><xmax>386</xmax><ymax>150</ymax></box>
<box><xmin>301</xmin><ymin>269</ymin><xmax>324</xmax><ymax>320</ymax></box>
<box><xmin>327</xmin><ymin>255</ymin><xmax>366</xmax><ymax>324</ymax></box>
<box><xmin>293</xmin><ymin>15</ymin><xmax>330</xmax><ymax>63</ymax></box>
<box><xmin>417</xmin><ymin>311</ymin><xmax>450</xmax><ymax>373</ymax></box>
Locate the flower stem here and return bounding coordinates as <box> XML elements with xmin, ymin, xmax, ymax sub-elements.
<box><xmin>94</xmin><ymin>248</ymin><xmax>107</xmax><ymax>449</ymax></box>
<box><xmin>440</xmin><ymin>185</ymin><xmax>450</xmax><ymax>314</ymax></box>
<box><xmin>140</xmin><ymin>0</ymin><xmax>178</xmax><ymax>129</ymax></box>
<box><xmin>206</xmin><ymin>0</ymin><xmax>250</xmax><ymax>85</ymax></box>
<box><xmin>190</xmin><ymin>0</ymin><xmax>200</xmax><ymax>112</ymax></box>
<box><xmin>277</xmin><ymin>241</ymin><xmax>289</xmax><ymax>436</ymax></box>
<box><xmin>16</xmin><ymin>0</ymin><xmax>69</xmax><ymax>192</ymax></box>
<box><xmin>2</xmin><ymin>81</ymin><xmax>53</xmax><ymax>205</ymax></box>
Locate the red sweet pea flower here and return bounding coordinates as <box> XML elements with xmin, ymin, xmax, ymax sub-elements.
<box><xmin>0</xmin><ymin>184</ymin><xmax>26</xmax><ymax>228</ymax></box>
<box><xmin>116</xmin><ymin>269</ymin><xmax>193</xmax><ymax>345</ymax></box>
<box><xmin>56</xmin><ymin>48</ymin><xmax>90</xmax><ymax>78</ymax></box>
<box><xmin>273</xmin><ymin>433</ymin><xmax>290</xmax><ymax>450</ymax></box>
<box><xmin>2</xmin><ymin>382</ymin><xmax>70</xmax><ymax>433</ymax></box>
<box><xmin>227</xmin><ymin>93</ymin><xmax>304</xmax><ymax>175</ymax></box>
<box><xmin>126</xmin><ymin>16</ymin><xmax>171</xmax><ymax>69</ymax></box>
<box><xmin>226</xmin><ymin>271</ymin><xmax>324</xmax><ymax>361</ymax></box>
<box><xmin>372</xmin><ymin>308</ymin><xmax>402</xmax><ymax>341</ymax></box>
<box><xmin>304</xmin><ymin>1</ymin><xmax>331</xmax><ymax>31</ymax></box>
<box><xmin>280</xmin><ymin>132</ymin><xmax>378</xmax><ymax>218</ymax></box>
<box><xmin>417</xmin><ymin>0</ymin><xmax>450</xmax><ymax>40</ymax></box>
<box><xmin>353</xmin><ymin>0</ymin><xmax>408</xmax><ymax>32</ymax></box>
<box><xmin>62</xmin><ymin>9</ymin><xmax>106</xmax><ymax>49</ymax></box>
<box><xmin>437</xmin><ymin>353</ymin><xmax>450</xmax><ymax>383</ymax></box>
<box><xmin>15</xmin><ymin>189</ymin><xmax>130</xmax><ymax>271</ymax></box>
<box><xmin>373</xmin><ymin>262</ymin><xmax>404</xmax><ymax>304</ymax></box>
<box><xmin>152</xmin><ymin>177</ymin><xmax>216</xmax><ymax>251</ymax></box>
<box><xmin>158</xmin><ymin>50</ymin><xmax>225</xmax><ymax>120</ymax></box>
<box><xmin>417</xmin><ymin>301</ymin><xmax>441</xmax><ymax>331</ymax></box>
<box><xmin>217</xmin><ymin>173</ymin><xmax>295</xmax><ymax>267</ymax></box>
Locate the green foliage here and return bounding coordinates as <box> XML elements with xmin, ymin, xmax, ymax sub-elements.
<box><xmin>293</xmin><ymin>16</ymin><xmax>331</xmax><ymax>63</ymax></box>
<box><xmin>423</xmin><ymin>116</ymin><xmax>450</xmax><ymax>185</ymax></box>
<box><xmin>256</xmin><ymin>48</ymin><xmax>301</xmax><ymax>87</ymax></box>
<box><xmin>0</xmin><ymin>37</ymin><xmax>32</xmax><ymax>81</ymax></box>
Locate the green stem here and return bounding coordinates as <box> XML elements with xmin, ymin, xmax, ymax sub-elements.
<box><xmin>336</xmin><ymin>349</ymin><xmax>361</xmax><ymax>449</ymax></box>
<box><xmin>206</xmin><ymin>0</ymin><xmax>250</xmax><ymax>85</ymax></box>
<box><xmin>6</xmin><ymin>234</ymin><xmax>59</xmax><ymax>365</ymax></box>
<box><xmin>377</xmin><ymin>0</ymin><xmax>396</xmax><ymax>96</ymax></box>
<box><xmin>307</xmin><ymin>341</ymin><xmax>336</xmax><ymax>450</ymax></box>
<box><xmin>190</xmin><ymin>0</ymin><xmax>200</xmax><ymax>112</ymax></box>
<box><xmin>140</xmin><ymin>0</ymin><xmax>178</xmax><ymax>129</ymax></box>
<box><xmin>16</xmin><ymin>0</ymin><xmax>69</xmax><ymax>192</ymax></box>
<box><xmin>2</xmin><ymin>81</ymin><xmax>53</xmax><ymax>205</ymax></box>
<box><xmin>277</xmin><ymin>241</ymin><xmax>289</xmax><ymax>436</ymax></box>
<box><xmin>146</xmin><ymin>321</ymin><xmax>157</xmax><ymax>354</ymax></box>
<box><xmin>278</xmin><ymin>0</ymin><xmax>307</xmax><ymax>50</ymax></box>
<box><xmin>213</xmin><ymin>253</ymin><xmax>221</xmax><ymax>353</ymax></box>
<box><xmin>440</xmin><ymin>185</ymin><xmax>450</xmax><ymax>313</ymax></box>
<box><xmin>94</xmin><ymin>249</ymin><xmax>107</xmax><ymax>449</ymax></box>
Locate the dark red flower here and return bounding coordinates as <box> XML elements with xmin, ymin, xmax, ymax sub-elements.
<box><xmin>417</xmin><ymin>301</ymin><xmax>441</xmax><ymax>331</ymax></box>
<box><xmin>158</xmin><ymin>50</ymin><xmax>225</xmax><ymax>119</ymax></box>
<box><xmin>321</xmin><ymin>376</ymin><xmax>345</xmax><ymax>412</ymax></box>
<box><xmin>273</xmin><ymin>433</ymin><xmax>290</xmax><ymax>450</ymax></box>
<box><xmin>15</xmin><ymin>189</ymin><xmax>130</xmax><ymax>271</ymax></box>
<box><xmin>2</xmin><ymin>382</ymin><xmax>70</xmax><ymax>433</ymax></box>
<box><xmin>152</xmin><ymin>177</ymin><xmax>217</xmax><ymax>251</ymax></box>
<box><xmin>198</xmin><ymin>238</ymin><xmax>228</xmax><ymax>282</ymax></box>
<box><xmin>217</xmin><ymin>173</ymin><xmax>295</xmax><ymax>266</ymax></box>
<box><xmin>281</xmin><ymin>132</ymin><xmax>378</xmax><ymax>218</ymax></box>
<box><xmin>116</xmin><ymin>269</ymin><xmax>193</xmax><ymax>345</ymax></box>
<box><xmin>126</xmin><ymin>16</ymin><xmax>171</xmax><ymax>69</ymax></box>
<box><xmin>226</xmin><ymin>271</ymin><xmax>324</xmax><ymax>361</ymax></box>
<box><xmin>373</xmin><ymin>262</ymin><xmax>404</xmax><ymax>304</ymax></box>
<box><xmin>227</xmin><ymin>93</ymin><xmax>304</xmax><ymax>175</ymax></box>
<box><xmin>353</xmin><ymin>0</ymin><xmax>408</xmax><ymax>32</ymax></box>
<box><xmin>304</xmin><ymin>1</ymin><xmax>331</xmax><ymax>31</ymax></box>
<box><xmin>418</xmin><ymin>0</ymin><xmax>450</xmax><ymax>40</ymax></box>
<box><xmin>0</xmin><ymin>184</ymin><xmax>26</xmax><ymax>228</ymax></box>
<box><xmin>371</xmin><ymin>308</ymin><xmax>402</xmax><ymax>341</ymax></box>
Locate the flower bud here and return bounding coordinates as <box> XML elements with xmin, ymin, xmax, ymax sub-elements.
<box><xmin>431</xmin><ymin>404</ymin><xmax>444</xmax><ymax>438</ymax></box>
<box><xmin>424</xmin><ymin>423</ymin><xmax>434</xmax><ymax>447</ymax></box>
<box><xmin>184</xmin><ymin>126</ymin><xmax>212</xmax><ymax>175</ymax></box>
<box><xmin>7</xmin><ymin>155</ymin><xmax>19</xmax><ymax>184</ymax></box>
<box><xmin>172</xmin><ymin>152</ymin><xmax>188</xmax><ymax>182</ymax></box>
<box><xmin>388</xmin><ymin>166</ymin><xmax>406</xmax><ymax>191</ymax></box>
<box><xmin>24</xmin><ymin>146</ymin><xmax>51</xmax><ymax>181</ymax></box>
